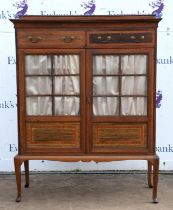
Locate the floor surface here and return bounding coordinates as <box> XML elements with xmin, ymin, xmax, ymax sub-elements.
<box><xmin>0</xmin><ymin>173</ymin><xmax>173</xmax><ymax>210</ymax></box>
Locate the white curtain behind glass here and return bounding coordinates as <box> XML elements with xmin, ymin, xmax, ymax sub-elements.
<box><xmin>93</xmin><ymin>55</ymin><xmax>119</xmax><ymax>75</ymax></box>
<box><xmin>121</xmin><ymin>97</ymin><xmax>147</xmax><ymax>116</ymax></box>
<box><xmin>121</xmin><ymin>55</ymin><xmax>147</xmax><ymax>74</ymax></box>
<box><xmin>54</xmin><ymin>97</ymin><xmax>79</xmax><ymax>115</ymax></box>
<box><xmin>54</xmin><ymin>76</ymin><xmax>79</xmax><ymax>95</ymax></box>
<box><xmin>92</xmin><ymin>55</ymin><xmax>147</xmax><ymax>116</ymax></box>
<box><xmin>54</xmin><ymin>55</ymin><xmax>79</xmax><ymax>74</ymax></box>
<box><xmin>53</xmin><ymin>55</ymin><xmax>80</xmax><ymax>115</ymax></box>
<box><xmin>121</xmin><ymin>55</ymin><xmax>147</xmax><ymax>115</ymax></box>
<box><xmin>26</xmin><ymin>97</ymin><xmax>52</xmax><ymax>115</ymax></box>
<box><xmin>121</xmin><ymin>76</ymin><xmax>147</xmax><ymax>95</ymax></box>
<box><xmin>93</xmin><ymin>55</ymin><xmax>119</xmax><ymax>116</ymax></box>
<box><xmin>25</xmin><ymin>55</ymin><xmax>80</xmax><ymax>116</ymax></box>
<box><xmin>93</xmin><ymin>97</ymin><xmax>119</xmax><ymax>116</ymax></box>
<box><xmin>26</xmin><ymin>77</ymin><xmax>52</xmax><ymax>95</ymax></box>
<box><xmin>25</xmin><ymin>55</ymin><xmax>51</xmax><ymax>75</ymax></box>
<box><xmin>93</xmin><ymin>76</ymin><xmax>119</xmax><ymax>95</ymax></box>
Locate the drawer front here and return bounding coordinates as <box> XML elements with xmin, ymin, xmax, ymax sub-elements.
<box><xmin>92</xmin><ymin>123</ymin><xmax>147</xmax><ymax>153</ymax></box>
<box><xmin>88</xmin><ymin>31</ymin><xmax>154</xmax><ymax>47</ymax></box>
<box><xmin>17</xmin><ymin>30</ymin><xmax>85</xmax><ymax>48</ymax></box>
<box><xmin>26</xmin><ymin>122</ymin><xmax>80</xmax><ymax>150</ymax></box>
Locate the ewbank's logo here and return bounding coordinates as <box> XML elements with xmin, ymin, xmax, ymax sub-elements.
<box><xmin>156</xmin><ymin>90</ymin><xmax>162</xmax><ymax>108</ymax></box>
<box><xmin>13</xmin><ymin>0</ymin><xmax>28</xmax><ymax>19</ymax></box>
<box><xmin>0</xmin><ymin>100</ymin><xmax>17</xmax><ymax>109</ymax></box>
<box><xmin>81</xmin><ymin>0</ymin><xmax>96</xmax><ymax>15</ymax></box>
<box><xmin>149</xmin><ymin>0</ymin><xmax>164</xmax><ymax>18</ymax></box>
<box><xmin>9</xmin><ymin>144</ymin><xmax>18</xmax><ymax>152</ymax></box>
<box><xmin>156</xmin><ymin>144</ymin><xmax>173</xmax><ymax>152</ymax></box>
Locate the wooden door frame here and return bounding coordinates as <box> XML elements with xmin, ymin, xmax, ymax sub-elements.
<box><xmin>17</xmin><ymin>48</ymin><xmax>86</xmax><ymax>155</ymax></box>
<box><xmin>86</xmin><ymin>48</ymin><xmax>155</xmax><ymax>154</ymax></box>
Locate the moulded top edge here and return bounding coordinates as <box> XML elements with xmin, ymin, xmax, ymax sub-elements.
<box><xmin>10</xmin><ymin>15</ymin><xmax>162</xmax><ymax>24</ymax></box>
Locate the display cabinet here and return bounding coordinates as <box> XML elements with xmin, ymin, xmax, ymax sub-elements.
<box><xmin>11</xmin><ymin>15</ymin><xmax>161</xmax><ymax>202</ymax></box>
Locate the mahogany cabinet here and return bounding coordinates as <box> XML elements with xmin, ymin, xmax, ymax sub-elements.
<box><xmin>11</xmin><ymin>15</ymin><xmax>161</xmax><ymax>202</ymax></box>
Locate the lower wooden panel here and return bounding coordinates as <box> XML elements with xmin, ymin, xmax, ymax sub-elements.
<box><xmin>92</xmin><ymin>123</ymin><xmax>147</xmax><ymax>151</ymax></box>
<box><xmin>26</xmin><ymin>122</ymin><xmax>80</xmax><ymax>149</ymax></box>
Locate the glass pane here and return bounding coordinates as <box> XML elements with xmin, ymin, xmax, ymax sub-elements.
<box><xmin>93</xmin><ymin>55</ymin><xmax>119</xmax><ymax>75</ymax></box>
<box><xmin>93</xmin><ymin>97</ymin><xmax>119</xmax><ymax>116</ymax></box>
<box><xmin>54</xmin><ymin>55</ymin><xmax>79</xmax><ymax>74</ymax></box>
<box><xmin>54</xmin><ymin>97</ymin><xmax>80</xmax><ymax>115</ymax></box>
<box><xmin>121</xmin><ymin>97</ymin><xmax>147</xmax><ymax>116</ymax></box>
<box><xmin>25</xmin><ymin>55</ymin><xmax>51</xmax><ymax>75</ymax></box>
<box><xmin>121</xmin><ymin>76</ymin><xmax>147</xmax><ymax>95</ymax></box>
<box><xmin>54</xmin><ymin>76</ymin><xmax>79</xmax><ymax>95</ymax></box>
<box><xmin>121</xmin><ymin>55</ymin><xmax>147</xmax><ymax>74</ymax></box>
<box><xmin>26</xmin><ymin>97</ymin><xmax>52</xmax><ymax>115</ymax></box>
<box><xmin>93</xmin><ymin>76</ymin><xmax>119</xmax><ymax>95</ymax></box>
<box><xmin>26</xmin><ymin>77</ymin><xmax>52</xmax><ymax>95</ymax></box>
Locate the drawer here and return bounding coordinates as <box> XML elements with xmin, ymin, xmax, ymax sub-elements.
<box><xmin>17</xmin><ymin>30</ymin><xmax>85</xmax><ymax>48</ymax></box>
<box><xmin>87</xmin><ymin>31</ymin><xmax>154</xmax><ymax>48</ymax></box>
<box><xmin>92</xmin><ymin>123</ymin><xmax>148</xmax><ymax>153</ymax></box>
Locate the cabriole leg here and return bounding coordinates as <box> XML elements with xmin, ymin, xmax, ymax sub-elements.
<box><xmin>153</xmin><ymin>157</ymin><xmax>159</xmax><ymax>203</ymax></box>
<box><xmin>148</xmin><ymin>160</ymin><xmax>153</xmax><ymax>188</ymax></box>
<box><xmin>24</xmin><ymin>160</ymin><xmax>29</xmax><ymax>188</ymax></box>
<box><xmin>14</xmin><ymin>155</ymin><xmax>22</xmax><ymax>202</ymax></box>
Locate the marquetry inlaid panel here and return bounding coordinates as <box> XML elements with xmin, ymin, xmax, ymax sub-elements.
<box><xmin>26</xmin><ymin>122</ymin><xmax>80</xmax><ymax>149</ymax></box>
<box><xmin>93</xmin><ymin>123</ymin><xmax>147</xmax><ymax>148</ymax></box>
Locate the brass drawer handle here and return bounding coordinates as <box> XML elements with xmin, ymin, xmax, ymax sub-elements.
<box><xmin>27</xmin><ymin>36</ymin><xmax>42</xmax><ymax>43</ymax></box>
<box><xmin>97</xmin><ymin>35</ymin><xmax>112</xmax><ymax>41</ymax></box>
<box><xmin>107</xmin><ymin>35</ymin><xmax>112</xmax><ymax>40</ymax></box>
<box><xmin>130</xmin><ymin>35</ymin><xmax>136</xmax><ymax>40</ymax></box>
<box><xmin>130</xmin><ymin>35</ymin><xmax>145</xmax><ymax>42</ymax></box>
<box><xmin>140</xmin><ymin>35</ymin><xmax>145</xmax><ymax>40</ymax></box>
<box><xmin>96</xmin><ymin>35</ymin><xmax>112</xmax><ymax>42</ymax></box>
<box><xmin>97</xmin><ymin>36</ymin><xmax>102</xmax><ymax>40</ymax></box>
<box><xmin>61</xmin><ymin>36</ymin><xmax>77</xmax><ymax>43</ymax></box>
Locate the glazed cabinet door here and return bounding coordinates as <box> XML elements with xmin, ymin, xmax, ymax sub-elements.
<box><xmin>18</xmin><ymin>49</ymin><xmax>86</xmax><ymax>154</ymax></box>
<box><xmin>87</xmin><ymin>49</ymin><xmax>154</xmax><ymax>154</ymax></box>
